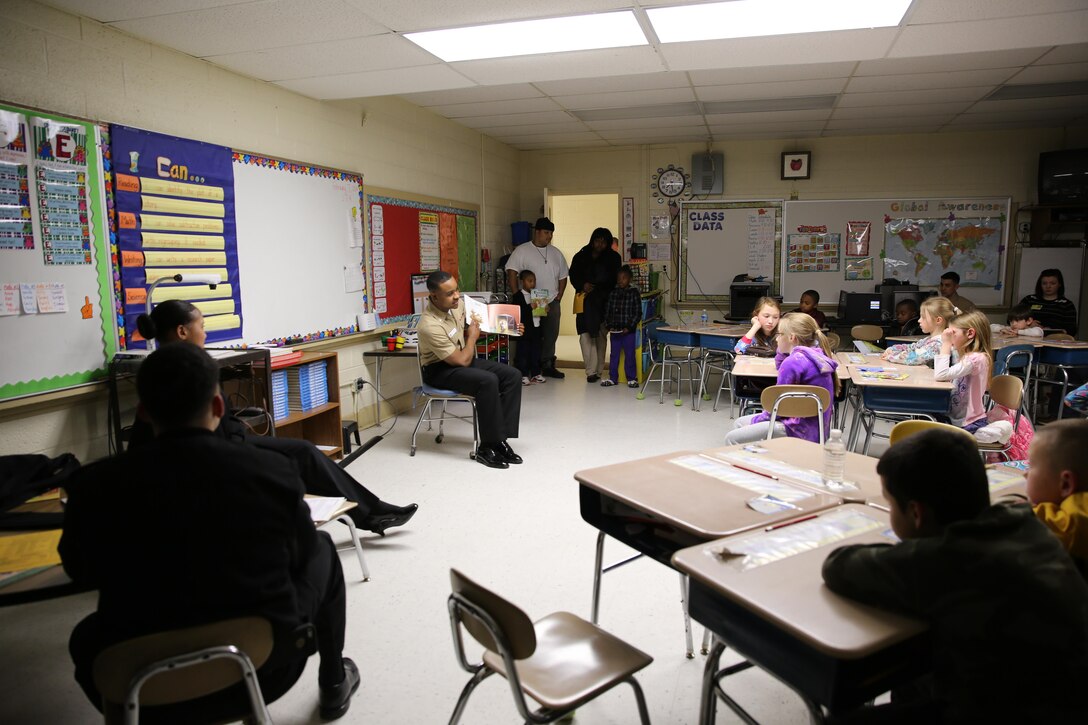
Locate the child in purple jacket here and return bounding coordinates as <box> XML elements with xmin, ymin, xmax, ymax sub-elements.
<box><xmin>724</xmin><ymin>313</ymin><xmax>838</xmax><ymax>445</ymax></box>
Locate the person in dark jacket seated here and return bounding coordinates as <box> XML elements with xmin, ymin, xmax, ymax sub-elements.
<box><xmin>131</xmin><ymin>300</ymin><xmax>415</xmax><ymax>535</ymax></box>
<box><xmin>61</xmin><ymin>344</ymin><xmax>361</xmax><ymax>721</ymax></box>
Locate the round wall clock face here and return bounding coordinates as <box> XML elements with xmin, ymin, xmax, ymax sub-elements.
<box><xmin>657</xmin><ymin>168</ymin><xmax>686</xmax><ymax>197</ymax></box>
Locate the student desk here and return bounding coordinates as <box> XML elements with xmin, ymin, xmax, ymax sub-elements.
<box><xmin>0</xmin><ymin>497</ymin><xmax>80</xmax><ymax>606</ymax></box>
<box><xmin>672</xmin><ymin>504</ymin><xmax>929</xmax><ymax>723</ymax></box>
<box><xmin>362</xmin><ymin>348</ymin><xmax>418</xmax><ymax>427</ymax></box>
<box><xmin>693</xmin><ymin>326</ymin><xmax>749</xmax><ymax>411</ymax></box>
<box><xmin>649</xmin><ymin>325</ymin><xmax>704</xmax><ymax>409</ymax></box>
<box><xmin>577</xmin><ymin>447</ymin><xmax>843</xmax><ymax>655</ymax></box>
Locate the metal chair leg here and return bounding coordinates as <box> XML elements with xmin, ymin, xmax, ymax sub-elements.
<box><xmin>627</xmin><ymin>676</ymin><xmax>652</xmax><ymax>725</ymax></box>
<box><xmin>699</xmin><ymin>638</ymin><xmax>726</xmax><ymax>725</ymax></box>
<box><xmin>591</xmin><ymin>531</ymin><xmax>605</xmax><ymax>624</ymax></box>
<box><xmin>701</xmin><ymin>627</ymin><xmax>711</xmax><ymax>655</ymax></box>
<box><xmin>448</xmin><ymin>667</ymin><xmax>493</xmax><ymax>725</ymax></box>
<box><xmin>681</xmin><ymin>574</ymin><xmax>694</xmax><ymax>659</ymax></box>
<box><xmin>334</xmin><ymin>515</ymin><xmax>370</xmax><ymax>582</ymax></box>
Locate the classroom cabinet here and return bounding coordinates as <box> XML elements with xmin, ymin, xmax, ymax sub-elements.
<box><xmin>257</xmin><ymin>351</ymin><xmax>343</xmax><ymax>459</ymax></box>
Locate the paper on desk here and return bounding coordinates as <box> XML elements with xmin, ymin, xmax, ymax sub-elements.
<box><xmin>670</xmin><ymin>454</ymin><xmax>813</xmax><ymax>503</ymax></box>
<box><xmin>859</xmin><ymin>371</ymin><xmax>909</xmax><ymax>381</ymax></box>
<box><xmin>0</xmin><ymin>529</ymin><xmax>62</xmax><ymax>572</ymax></box>
<box><xmin>853</xmin><ymin>340</ymin><xmax>884</xmax><ymax>354</ymax></box>
<box><xmin>987</xmin><ymin>466</ymin><xmax>1026</xmax><ymax>494</ymax></box>
<box><xmin>715</xmin><ymin>451</ymin><xmax>859</xmax><ymax>495</ymax></box>
<box><xmin>306</xmin><ymin>497</ymin><xmax>347</xmax><ymax>524</ymax></box>
<box><xmin>712</xmin><ymin>508</ymin><xmax>885</xmax><ymax>571</ymax></box>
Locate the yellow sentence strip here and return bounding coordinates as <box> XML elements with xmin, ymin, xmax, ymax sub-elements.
<box><xmin>203</xmin><ymin>314</ymin><xmax>241</xmax><ymax>332</ymax></box>
<box><xmin>143</xmin><ymin>250</ymin><xmax>227</xmax><ymax>266</ymax></box>
<box><xmin>139</xmin><ymin>176</ymin><xmax>225</xmax><ymax>201</ymax></box>
<box><xmin>151</xmin><ymin>283</ymin><xmax>234</xmax><ymax>303</ymax></box>
<box><xmin>141</xmin><ymin>214</ymin><xmax>224</xmax><ymax>233</ymax></box>
<box><xmin>141</xmin><ymin>232</ymin><xmax>224</xmax><ymax>250</ymax></box>
<box><xmin>144</xmin><ymin>268</ymin><xmax>228</xmax><ymax>284</ymax></box>
<box><xmin>192</xmin><ymin>299</ymin><xmax>236</xmax><ymax>316</ymax></box>
<box><xmin>141</xmin><ymin>196</ymin><xmax>224</xmax><ymax>218</ymax></box>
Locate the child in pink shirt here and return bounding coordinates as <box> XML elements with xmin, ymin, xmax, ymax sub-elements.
<box><xmin>933</xmin><ymin>310</ymin><xmax>992</xmax><ymax>432</ymax></box>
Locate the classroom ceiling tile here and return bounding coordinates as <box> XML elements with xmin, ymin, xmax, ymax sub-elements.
<box><xmin>907</xmin><ymin>0</ymin><xmax>1087</xmax><ymax>25</ymax></box>
<box><xmin>451</xmin><ymin>46</ymin><xmax>666</xmax><ymax>86</ymax></box>
<box><xmin>824</xmin><ymin>116</ymin><xmax>955</xmax><ymax>131</ymax></box>
<box><xmin>967</xmin><ymin>94</ymin><xmax>1088</xmax><ymax>113</ymax></box>
<box><xmin>705</xmin><ymin>109</ymin><xmax>833</xmax><ymax>125</ymax></box>
<box><xmin>660</xmin><ymin>28</ymin><xmax>898</xmax><ymax>71</ymax></box>
<box><xmin>822</xmin><ymin>126</ymin><xmax>942</xmax><ymax>137</ymax></box>
<box><xmin>1005</xmin><ymin>62</ymin><xmax>1088</xmax><ymax>85</ymax></box>
<box><xmin>598</xmin><ymin>133</ymin><xmax>710</xmax><ymax>146</ymax></box>
<box><xmin>517</xmin><ymin>140</ymin><xmax>612</xmax><ymax>150</ymax></box>
<box><xmin>837</xmin><ymin>87</ymin><xmax>994</xmax><ymax>108</ymax></box>
<box><xmin>476</xmin><ymin>121</ymin><xmax>590</xmax><ymax>136</ymax></box>
<box><xmin>854</xmin><ymin>48</ymin><xmax>1047</xmax><ymax>76</ymax></box>
<box><xmin>706</xmin><ymin>121</ymin><xmax>826</xmax><ymax>135</ymax></box>
<box><xmin>583</xmin><ymin>115</ymin><xmax>707</xmax><ymax>131</ymax></box>
<box><xmin>948</xmin><ymin>108</ymin><xmax>1085</xmax><ymax>124</ymax></box>
<box><xmin>715</xmin><ymin>129</ymin><xmax>822</xmax><ymax>140</ymax></box>
<box><xmin>204</xmin><ymin>34</ymin><xmax>435</xmax><ymax>81</ymax></box>
<box><xmin>533</xmin><ymin>72</ymin><xmax>690</xmax><ymax>96</ymax></box>
<box><xmin>552</xmin><ymin>87</ymin><xmax>696</xmax><ymax>111</ymax></box>
<box><xmin>426</xmin><ymin>96</ymin><xmax>562</xmax><ymax>119</ymax></box>
<box><xmin>342</xmin><ymin>0</ymin><xmax>635</xmax><ymax>34</ymax></box>
<box><xmin>887</xmin><ymin>11</ymin><xmax>1088</xmax><ymax>59</ymax></box>
<box><xmin>688</xmin><ymin>62</ymin><xmax>857</xmax><ymax>87</ymax></box>
<box><xmin>276</xmin><ymin>64</ymin><xmax>473</xmax><ymax>100</ymax></box>
<box><xmin>491</xmin><ymin>130</ymin><xmax>605</xmax><ymax>145</ymax></box>
<box><xmin>830</xmin><ymin>102</ymin><xmax>973</xmax><ymax>120</ymax></box>
<box><xmin>694</xmin><ymin>79</ymin><xmax>847</xmax><ymax>103</ymax></box>
<box><xmin>400</xmin><ymin>84</ymin><xmax>543</xmax><ymax>106</ymax></box>
<box><xmin>456</xmin><ymin>110</ymin><xmax>577</xmax><ymax>129</ymax></box>
<box><xmin>1033</xmin><ymin>42</ymin><xmax>1088</xmax><ymax>65</ymax></box>
<box><xmin>598</xmin><ymin>126</ymin><xmax>710</xmax><ymax>140</ymax></box>
<box><xmin>107</xmin><ymin>0</ymin><xmax>388</xmax><ymax>57</ymax></box>
<box><xmin>845</xmin><ymin>68</ymin><xmax>1015</xmax><ymax>93</ymax></box>
<box><xmin>44</xmin><ymin>1</ymin><xmax>254</xmax><ymax>22</ymax></box>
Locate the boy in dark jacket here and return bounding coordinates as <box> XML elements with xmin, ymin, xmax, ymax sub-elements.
<box><xmin>822</xmin><ymin>429</ymin><xmax>1088</xmax><ymax>723</ymax></box>
<box><xmin>601</xmin><ymin>265</ymin><xmax>642</xmax><ymax>387</ymax></box>
<box><xmin>514</xmin><ymin>269</ymin><xmax>546</xmax><ymax>384</ymax></box>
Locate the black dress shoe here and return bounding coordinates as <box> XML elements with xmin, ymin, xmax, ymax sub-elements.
<box><xmin>319</xmin><ymin>657</ymin><xmax>360</xmax><ymax>720</ymax></box>
<box><xmin>476</xmin><ymin>445</ymin><xmax>510</xmax><ymax>469</ymax></box>
<box><xmin>359</xmin><ymin>503</ymin><xmax>418</xmax><ymax>537</ymax></box>
<box><xmin>543</xmin><ymin>366</ymin><xmax>566</xmax><ymax>379</ymax></box>
<box><xmin>497</xmin><ymin>441</ymin><xmax>523</xmax><ymax>464</ymax></box>
<box><xmin>587</xmin><ymin>374</ymin><xmax>600</xmax><ymax>383</ymax></box>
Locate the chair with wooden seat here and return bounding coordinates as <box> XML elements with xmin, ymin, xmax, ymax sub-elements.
<box><xmin>888</xmin><ymin>419</ymin><xmax>976</xmax><ymax>446</ymax></box>
<box><xmin>851</xmin><ymin>324</ymin><xmax>883</xmax><ymax>343</ymax></box>
<box><xmin>760</xmin><ymin>384</ymin><xmax>832</xmax><ymax>444</ymax></box>
<box><xmin>977</xmin><ymin>374</ymin><xmax>1025</xmax><ymax>460</ymax></box>
<box><xmin>993</xmin><ymin>344</ymin><xmax>1034</xmax><ymax>421</ymax></box>
<box><xmin>1045</xmin><ymin>333</ymin><xmax>1075</xmax><ymax>341</ymax></box>
<box><xmin>825</xmin><ymin>331</ymin><xmax>841</xmax><ymax>351</ymax></box>
<box><xmin>447</xmin><ymin>569</ymin><xmax>653</xmax><ymax>725</ymax></box>
<box><xmin>410</xmin><ymin>348</ymin><xmax>478</xmax><ymax>459</ymax></box>
<box><xmin>93</xmin><ymin>616</ymin><xmax>277</xmax><ymax>725</ymax></box>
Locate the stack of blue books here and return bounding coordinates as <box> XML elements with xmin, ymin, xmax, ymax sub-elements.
<box><xmin>287</xmin><ymin>360</ymin><xmax>329</xmax><ymax>412</ymax></box>
<box><xmin>271</xmin><ymin>369</ymin><xmax>289</xmax><ymax>421</ymax></box>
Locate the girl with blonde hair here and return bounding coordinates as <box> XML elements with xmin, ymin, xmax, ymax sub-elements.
<box><xmin>934</xmin><ymin>310</ymin><xmax>993</xmax><ymax>432</ymax></box>
<box><xmin>882</xmin><ymin>295</ymin><xmax>958</xmax><ymax>365</ymax></box>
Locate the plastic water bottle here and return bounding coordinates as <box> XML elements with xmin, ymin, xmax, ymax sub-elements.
<box><xmin>700</xmin><ymin>309</ymin><xmax>709</xmax><ymax>326</ymax></box>
<box><xmin>823</xmin><ymin>429</ymin><xmax>846</xmax><ymax>487</ymax></box>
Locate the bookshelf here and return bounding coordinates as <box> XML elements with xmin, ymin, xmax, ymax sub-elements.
<box><xmin>260</xmin><ymin>351</ymin><xmax>343</xmax><ymax>459</ymax></box>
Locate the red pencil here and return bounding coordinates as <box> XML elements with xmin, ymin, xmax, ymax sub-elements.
<box><xmin>765</xmin><ymin>514</ymin><xmax>818</xmax><ymax>532</ymax></box>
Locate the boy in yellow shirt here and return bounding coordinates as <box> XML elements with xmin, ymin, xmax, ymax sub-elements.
<box><xmin>1027</xmin><ymin>419</ymin><xmax>1088</xmax><ymax>574</ymax></box>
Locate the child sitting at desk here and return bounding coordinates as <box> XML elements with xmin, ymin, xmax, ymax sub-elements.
<box><xmin>1027</xmin><ymin>419</ymin><xmax>1088</xmax><ymax>575</ymax></box>
<box><xmin>792</xmin><ymin>289</ymin><xmax>827</xmax><ymax>328</ymax></box>
<box><xmin>991</xmin><ymin>303</ymin><xmax>1045</xmax><ymax>339</ymax></box>
<box><xmin>893</xmin><ymin>298</ymin><xmax>922</xmax><ymax>336</ymax></box>
<box><xmin>822</xmin><ymin>429</ymin><xmax>1088</xmax><ymax>723</ymax></box>
<box><xmin>734</xmin><ymin>296</ymin><xmax>780</xmax><ymax>357</ymax></box>
<box><xmin>132</xmin><ymin>300</ymin><xmax>417</xmax><ymax>536</ymax></box>
<box><xmin>724</xmin><ymin>313</ymin><xmax>837</xmax><ymax>445</ymax></box>
<box><xmin>881</xmin><ymin>296</ymin><xmax>956</xmax><ymax>365</ymax></box>
<box><xmin>513</xmin><ymin>269</ymin><xmax>546</xmax><ymax>385</ymax></box>
<box><xmin>934</xmin><ymin>310</ymin><xmax>992</xmax><ymax>433</ymax></box>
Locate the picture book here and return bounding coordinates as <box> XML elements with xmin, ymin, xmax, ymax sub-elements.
<box><xmin>463</xmin><ymin>295</ymin><xmax>521</xmax><ymax>335</ymax></box>
<box><xmin>530</xmin><ymin>289</ymin><xmax>549</xmax><ymax>317</ymax></box>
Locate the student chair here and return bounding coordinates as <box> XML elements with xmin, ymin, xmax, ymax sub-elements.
<box><xmin>993</xmin><ymin>344</ymin><xmax>1034</xmax><ymax>421</ymax></box>
<box><xmin>410</xmin><ymin>349</ymin><xmax>478</xmax><ymax>459</ymax></box>
<box><xmin>93</xmin><ymin>617</ymin><xmax>277</xmax><ymax>725</ymax></box>
<box><xmin>1033</xmin><ymin>341</ymin><xmax>1088</xmax><ymax>421</ymax></box>
<box><xmin>446</xmin><ymin>569</ymin><xmax>653</xmax><ymax>725</ymax></box>
<box><xmin>850</xmin><ymin>324</ymin><xmax>883</xmax><ymax>343</ymax></box>
<box><xmin>825</xmin><ymin>332</ymin><xmax>841</xmax><ymax>351</ymax></box>
<box><xmin>977</xmin><ymin>374</ymin><xmax>1025</xmax><ymax>461</ymax></box>
<box><xmin>760</xmin><ymin>385</ymin><xmax>832</xmax><ymax>444</ymax></box>
<box><xmin>638</xmin><ymin>323</ymin><xmax>702</xmax><ymax>407</ymax></box>
<box><xmin>1044</xmin><ymin>333</ymin><xmax>1075</xmax><ymax>341</ymax></box>
<box><xmin>698</xmin><ymin>350</ymin><xmax>735</xmax><ymax>413</ymax></box>
<box><xmin>888</xmin><ymin>419</ymin><xmax>975</xmax><ymax>446</ymax></box>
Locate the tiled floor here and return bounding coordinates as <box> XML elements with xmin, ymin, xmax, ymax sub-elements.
<box><xmin>0</xmin><ymin>370</ymin><xmax>890</xmax><ymax>724</ymax></box>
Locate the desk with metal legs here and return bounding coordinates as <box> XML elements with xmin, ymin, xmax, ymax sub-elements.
<box><xmin>362</xmin><ymin>349</ymin><xmax>418</xmax><ymax>427</ymax></box>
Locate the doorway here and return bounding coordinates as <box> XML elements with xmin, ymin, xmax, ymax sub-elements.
<box><xmin>547</xmin><ymin>193</ymin><xmax>620</xmax><ymax>368</ymax></box>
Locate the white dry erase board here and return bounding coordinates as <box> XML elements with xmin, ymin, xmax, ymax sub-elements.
<box><xmin>677</xmin><ymin>199</ymin><xmax>782</xmax><ymax>302</ymax></box>
<box><xmin>0</xmin><ymin>104</ymin><xmax>116</xmax><ymax>402</ymax></box>
<box><xmin>231</xmin><ymin>154</ymin><xmax>366</xmax><ymax>344</ymax></box>
<box><xmin>1014</xmin><ymin>245</ymin><xmax>1084</xmax><ymax>307</ymax></box>
<box><xmin>781</xmin><ymin>197</ymin><xmax>1011</xmax><ymax>306</ymax></box>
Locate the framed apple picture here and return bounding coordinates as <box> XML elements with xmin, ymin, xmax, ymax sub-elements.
<box><xmin>781</xmin><ymin>151</ymin><xmax>811</xmax><ymax>180</ymax></box>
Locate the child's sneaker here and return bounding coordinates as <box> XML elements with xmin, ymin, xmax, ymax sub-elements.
<box><xmin>522</xmin><ymin>376</ymin><xmax>531</xmax><ymax>386</ymax></box>
<box><xmin>600</xmin><ymin>379</ymin><xmax>616</xmax><ymax>387</ymax></box>
<box><xmin>627</xmin><ymin>380</ymin><xmax>639</xmax><ymax>388</ymax></box>
<box><xmin>531</xmin><ymin>374</ymin><xmax>546</xmax><ymax>384</ymax></box>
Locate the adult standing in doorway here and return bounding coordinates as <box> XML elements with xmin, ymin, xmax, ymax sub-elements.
<box><xmin>939</xmin><ymin>271</ymin><xmax>977</xmax><ymax>313</ymax></box>
<box><xmin>569</xmin><ymin>227</ymin><xmax>621</xmax><ymax>382</ymax></box>
<box><xmin>506</xmin><ymin>217</ymin><xmax>569</xmax><ymax>378</ymax></box>
<box><xmin>1020</xmin><ymin>268</ymin><xmax>1078</xmax><ymax>336</ymax></box>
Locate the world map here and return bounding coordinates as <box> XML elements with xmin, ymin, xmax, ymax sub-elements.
<box><xmin>883</xmin><ymin>217</ymin><xmax>1002</xmax><ymax>287</ymax></box>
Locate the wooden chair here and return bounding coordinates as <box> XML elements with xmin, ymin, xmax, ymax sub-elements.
<box><xmin>1045</xmin><ymin>333</ymin><xmax>1075</xmax><ymax>341</ymax></box>
<box><xmin>410</xmin><ymin>348</ymin><xmax>478</xmax><ymax>458</ymax></box>
<box><xmin>978</xmin><ymin>375</ymin><xmax>1025</xmax><ymax>460</ymax></box>
<box><xmin>825</xmin><ymin>331</ymin><xmax>841</xmax><ymax>351</ymax></box>
<box><xmin>993</xmin><ymin>344</ymin><xmax>1034</xmax><ymax>421</ymax></box>
<box><xmin>93</xmin><ymin>617</ymin><xmax>276</xmax><ymax>725</ymax></box>
<box><xmin>888</xmin><ymin>419</ymin><xmax>975</xmax><ymax>446</ymax></box>
<box><xmin>759</xmin><ymin>385</ymin><xmax>832</xmax><ymax>444</ymax></box>
<box><xmin>447</xmin><ymin>569</ymin><xmax>652</xmax><ymax>725</ymax></box>
<box><xmin>851</xmin><ymin>324</ymin><xmax>883</xmax><ymax>343</ymax></box>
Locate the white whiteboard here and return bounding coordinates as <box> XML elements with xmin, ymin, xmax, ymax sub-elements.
<box><xmin>1015</xmin><ymin>245</ymin><xmax>1084</xmax><ymax>306</ymax></box>
<box><xmin>678</xmin><ymin>199</ymin><xmax>782</xmax><ymax>301</ymax></box>
<box><xmin>782</xmin><ymin>197</ymin><xmax>1011</xmax><ymax>306</ymax></box>
<box><xmin>232</xmin><ymin>161</ymin><xmax>365</xmax><ymax>344</ymax></box>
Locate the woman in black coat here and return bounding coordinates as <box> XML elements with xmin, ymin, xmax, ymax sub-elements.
<box><xmin>568</xmin><ymin>227</ymin><xmax>621</xmax><ymax>382</ymax></box>
<box><xmin>1019</xmin><ymin>268</ymin><xmax>1078</xmax><ymax>336</ymax></box>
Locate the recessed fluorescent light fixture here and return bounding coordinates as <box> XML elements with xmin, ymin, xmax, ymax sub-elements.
<box><xmin>403</xmin><ymin>12</ymin><xmax>649</xmax><ymax>62</ymax></box>
<box><xmin>647</xmin><ymin>0</ymin><xmax>911</xmax><ymax>43</ymax></box>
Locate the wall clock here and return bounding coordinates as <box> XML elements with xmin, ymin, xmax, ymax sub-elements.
<box><xmin>650</xmin><ymin>165</ymin><xmax>690</xmax><ymax>204</ymax></box>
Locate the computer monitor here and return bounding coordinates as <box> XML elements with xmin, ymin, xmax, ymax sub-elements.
<box><xmin>838</xmin><ymin>292</ymin><xmax>883</xmax><ymax>323</ymax></box>
<box><xmin>884</xmin><ymin>290</ymin><xmax>931</xmax><ymax>321</ymax></box>
<box><xmin>730</xmin><ymin>282</ymin><xmax>770</xmax><ymax>320</ymax></box>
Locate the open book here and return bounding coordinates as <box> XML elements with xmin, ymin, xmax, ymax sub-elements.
<box><xmin>853</xmin><ymin>340</ymin><xmax>884</xmax><ymax>354</ymax></box>
<box><xmin>463</xmin><ymin>295</ymin><xmax>521</xmax><ymax>336</ymax></box>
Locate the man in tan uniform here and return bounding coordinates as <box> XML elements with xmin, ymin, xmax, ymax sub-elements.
<box><xmin>417</xmin><ymin>271</ymin><xmax>523</xmax><ymax>469</ymax></box>
<box><xmin>939</xmin><ymin>271</ymin><xmax>977</xmax><ymax>313</ymax></box>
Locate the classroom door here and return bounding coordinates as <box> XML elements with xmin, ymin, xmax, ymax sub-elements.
<box><xmin>549</xmin><ymin>193</ymin><xmax>620</xmax><ymax>337</ymax></box>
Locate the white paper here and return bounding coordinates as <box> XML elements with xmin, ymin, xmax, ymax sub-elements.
<box><xmin>48</xmin><ymin>283</ymin><xmax>67</xmax><ymax>312</ymax></box>
<box><xmin>349</xmin><ymin>208</ymin><xmax>363</xmax><ymax>248</ymax></box>
<box><xmin>306</xmin><ymin>496</ymin><xmax>346</xmax><ymax>524</ymax></box>
<box><xmin>648</xmin><ymin>243</ymin><xmax>671</xmax><ymax>261</ymax></box>
<box><xmin>746</xmin><ymin>210</ymin><xmax>775</xmax><ymax>279</ymax></box>
<box><xmin>371</xmin><ymin>235</ymin><xmax>384</xmax><ymax>250</ymax></box>
<box><xmin>20</xmin><ymin>283</ymin><xmax>37</xmax><ymax>313</ymax></box>
<box><xmin>372</xmin><ymin>250</ymin><xmax>385</xmax><ymax>267</ymax></box>
<box><xmin>375</xmin><ymin>297</ymin><xmax>387</xmax><ymax>313</ymax></box>
<box><xmin>343</xmin><ymin>265</ymin><xmax>364</xmax><ymax>293</ymax></box>
<box><xmin>371</xmin><ymin>205</ymin><xmax>383</xmax><ymax>235</ymax></box>
<box><xmin>373</xmin><ymin>266</ymin><xmax>385</xmax><ymax>282</ymax></box>
<box><xmin>374</xmin><ymin>281</ymin><xmax>386</xmax><ymax>297</ymax></box>
<box><xmin>1</xmin><ymin>283</ymin><xmax>20</xmax><ymax>315</ymax></box>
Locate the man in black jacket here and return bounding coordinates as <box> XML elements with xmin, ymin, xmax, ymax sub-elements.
<box><xmin>61</xmin><ymin>344</ymin><xmax>360</xmax><ymax>721</ymax></box>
